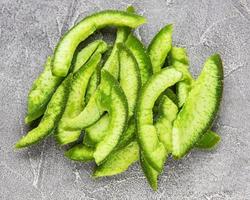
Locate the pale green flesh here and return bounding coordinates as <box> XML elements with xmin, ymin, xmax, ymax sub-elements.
<box><xmin>25</xmin><ymin>57</ymin><xmax>63</xmax><ymax>123</ymax></box>
<box><xmin>141</xmin><ymin>95</ymin><xmax>177</xmax><ymax>191</ymax></box>
<box><xmin>118</xmin><ymin>44</ymin><xmax>141</xmax><ymax>118</ymax></box>
<box><xmin>155</xmin><ymin>95</ymin><xmax>178</xmax><ymax>152</ymax></box>
<box><xmin>85</xmin><ymin>64</ymin><xmax>101</xmax><ymax>104</ymax></box>
<box><xmin>84</xmin><ymin>114</ymin><xmax>110</xmax><ymax>147</ymax></box>
<box><xmin>85</xmin><ymin>42</ymin><xmax>108</xmax><ymax>103</ymax></box>
<box><xmin>93</xmin><ymin>141</ymin><xmax>139</xmax><ymax>177</ymax></box>
<box><xmin>195</xmin><ymin>130</ymin><xmax>221</xmax><ymax>149</ymax></box>
<box><xmin>83</xmin><ymin>43</ymin><xmax>141</xmax><ymax>147</ymax></box>
<box><xmin>56</xmin><ymin>53</ymin><xmax>102</xmax><ymax>145</ymax></box>
<box><xmin>52</xmin><ymin>10</ymin><xmax>146</xmax><ymax>77</ymax></box>
<box><xmin>168</xmin><ymin>47</ymin><xmax>193</xmax><ymax>107</ymax></box>
<box><xmin>63</xmin><ymin>71</ymin><xmax>128</xmax><ymax>164</ymax></box>
<box><xmin>172</xmin><ymin>54</ymin><xmax>223</xmax><ymax>158</ymax></box>
<box><xmin>65</xmin><ymin>144</ymin><xmax>94</xmax><ymax>161</ymax></box>
<box><xmin>16</xmin><ymin>75</ymin><xmax>72</xmax><ymax>148</ymax></box>
<box><xmin>125</xmin><ymin>33</ymin><xmax>153</xmax><ymax>85</ymax></box>
<box><xmin>103</xmin><ymin>27</ymin><xmax>130</xmax><ymax>78</ymax></box>
<box><xmin>136</xmin><ymin>68</ymin><xmax>182</xmax><ymax>171</ymax></box>
<box><xmin>168</xmin><ymin>47</ymin><xmax>220</xmax><ymax>152</ymax></box>
<box><xmin>83</xmin><ymin>27</ymin><xmax>130</xmax><ymax>146</ymax></box>
<box><xmin>72</xmin><ymin>40</ymin><xmax>107</xmax><ymax>73</ymax></box>
<box><xmin>147</xmin><ymin>24</ymin><xmax>173</xmax><ymax>73</ymax></box>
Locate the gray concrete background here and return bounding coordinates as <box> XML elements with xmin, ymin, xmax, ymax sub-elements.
<box><xmin>0</xmin><ymin>0</ymin><xmax>249</xmax><ymax>199</ymax></box>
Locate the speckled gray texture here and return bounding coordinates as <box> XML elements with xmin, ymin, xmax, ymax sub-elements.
<box><xmin>0</xmin><ymin>0</ymin><xmax>249</xmax><ymax>199</ymax></box>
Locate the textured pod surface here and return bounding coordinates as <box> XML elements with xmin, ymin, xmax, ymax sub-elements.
<box><xmin>2</xmin><ymin>0</ymin><xmax>250</xmax><ymax>199</ymax></box>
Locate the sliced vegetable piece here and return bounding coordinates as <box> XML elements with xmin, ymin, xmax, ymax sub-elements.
<box><xmin>83</xmin><ymin>25</ymin><xmax>131</xmax><ymax>145</ymax></box>
<box><xmin>136</xmin><ymin>68</ymin><xmax>182</xmax><ymax>171</ymax></box>
<box><xmin>63</xmin><ymin>70</ymin><xmax>128</xmax><ymax>164</ymax></box>
<box><xmin>125</xmin><ymin>33</ymin><xmax>153</xmax><ymax>84</ymax></box>
<box><xmin>65</xmin><ymin>144</ymin><xmax>94</xmax><ymax>161</ymax></box>
<box><xmin>147</xmin><ymin>24</ymin><xmax>173</xmax><ymax>73</ymax></box>
<box><xmin>93</xmin><ymin>141</ymin><xmax>139</xmax><ymax>177</ymax></box>
<box><xmin>83</xmin><ymin>42</ymin><xmax>140</xmax><ymax>146</ymax></box>
<box><xmin>168</xmin><ymin>47</ymin><xmax>193</xmax><ymax>107</ymax></box>
<box><xmin>52</xmin><ymin>10</ymin><xmax>146</xmax><ymax>77</ymax></box>
<box><xmin>195</xmin><ymin>130</ymin><xmax>221</xmax><ymax>149</ymax></box>
<box><xmin>103</xmin><ymin>27</ymin><xmax>130</xmax><ymax>78</ymax></box>
<box><xmin>118</xmin><ymin>43</ymin><xmax>141</xmax><ymax>118</ymax></box>
<box><xmin>72</xmin><ymin>40</ymin><xmax>107</xmax><ymax>73</ymax></box>
<box><xmin>85</xmin><ymin>62</ymin><xmax>102</xmax><ymax>103</ymax></box>
<box><xmin>172</xmin><ymin>54</ymin><xmax>223</xmax><ymax>158</ymax></box>
<box><xmin>25</xmin><ymin>57</ymin><xmax>63</xmax><ymax>123</ymax></box>
<box><xmin>155</xmin><ymin>95</ymin><xmax>178</xmax><ymax>152</ymax></box>
<box><xmin>56</xmin><ymin>53</ymin><xmax>102</xmax><ymax>145</ymax></box>
<box><xmin>84</xmin><ymin>114</ymin><xmax>110</xmax><ymax>147</ymax></box>
<box><xmin>15</xmin><ymin>75</ymin><xmax>73</xmax><ymax>148</ymax></box>
<box><xmin>140</xmin><ymin>152</ymin><xmax>158</xmax><ymax>191</ymax></box>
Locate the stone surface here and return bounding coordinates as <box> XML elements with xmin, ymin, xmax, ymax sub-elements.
<box><xmin>0</xmin><ymin>0</ymin><xmax>249</xmax><ymax>199</ymax></box>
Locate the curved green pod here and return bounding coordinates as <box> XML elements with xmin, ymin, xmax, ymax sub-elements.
<box><xmin>25</xmin><ymin>57</ymin><xmax>63</xmax><ymax>124</ymax></box>
<box><xmin>52</xmin><ymin>10</ymin><xmax>146</xmax><ymax>77</ymax></box>
<box><xmin>172</xmin><ymin>54</ymin><xmax>223</xmax><ymax>158</ymax></box>
<box><xmin>93</xmin><ymin>141</ymin><xmax>139</xmax><ymax>177</ymax></box>
<box><xmin>125</xmin><ymin>33</ymin><xmax>153</xmax><ymax>85</ymax></box>
<box><xmin>56</xmin><ymin>53</ymin><xmax>102</xmax><ymax>145</ymax></box>
<box><xmin>63</xmin><ymin>70</ymin><xmax>128</xmax><ymax>164</ymax></box>
<box><xmin>65</xmin><ymin>144</ymin><xmax>94</xmax><ymax>162</ymax></box>
<box><xmin>15</xmin><ymin>75</ymin><xmax>72</xmax><ymax>148</ymax></box>
<box><xmin>136</xmin><ymin>68</ymin><xmax>182</xmax><ymax>171</ymax></box>
<box><xmin>147</xmin><ymin>24</ymin><xmax>173</xmax><ymax>73</ymax></box>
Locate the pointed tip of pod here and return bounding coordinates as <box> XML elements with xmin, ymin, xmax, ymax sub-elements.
<box><xmin>210</xmin><ymin>53</ymin><xmax>223</xmax><ymax>66</ymax></box>
<box><xmin>14</xmin><ymin>140</ymin><xmax>25</xmax><ymax>149</ymax></box>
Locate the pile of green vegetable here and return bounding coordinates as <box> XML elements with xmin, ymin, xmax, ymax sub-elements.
<box><xmin>16</xmin><ymin>7</ymin><xmax>223</xmax><ymax>190</ymax></box>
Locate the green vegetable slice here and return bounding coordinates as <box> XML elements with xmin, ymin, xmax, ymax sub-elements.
<box><xmin>118</xmin><ymin>43</ymin><xmax>141</xmax><ymax>118</ymax></box>
<box><xmin>25</xmin><ymin>57</ymin><xmax>63</xmax><ymax>123</ymax></box>
<box><xmin>93</xmin><ymin>141</ymin><xmax>139</xmax><ymax>177</ymax></box>
<box><xmin>83</xmin><ymin>42</ymin><xmax>140</xmax><ymax>146</ymax></box>
<box><xmin>84</xmin><ymin>42</ymin><xmax>108</xmax><ymax>103</ymax></box>
<box><xmin>63</xmin><ymin>70</ymin><xmax>128</xmax><ymax>164</ymax></box>
<box><xmin>147</xmin><ymin>24</ymin><xmax>173</xmax><ymax>73</ymax></box>
<box><xmin>172</xmin><ymin>54</ymin><xmax>223</xmax><ymax>158</ymax></box>
<box><xmin>15</xmin><ymin>75</ymin><xmax>72</xmax><ymax>148</ymax></box>
<box><xmin>83</xmin><ymin>25</ymin><xmax>131</xmax><ymax>145</ymax></box>
<box><xmin>84</xmin><ymin>114</ymin><xmax>110</xmax><ymax>147</ymax></box>
<box><xmin>125</xmin><ymin>33</ymin><xmax>153</xmax><ymax>84</ymax></box>
<box><xmin>155</xmin><ymin>95</ymin><xmax>178</xmax><ymax>152</ymax></box>
<box><xmin>136</xmin><ymin>68</ymin><xmax>182</xmax><ymax>171</ymax></box>
<box><xmin>65</xmin><ymin>144</ymin><xmax>94</xmax><ymax>161</ymax></box>
<box><xmin>168</xmin><ymin>47</ymin><xmax>193</xmax><ymax>107</ymax></box>
<box><xmin>52</xmin><ymin>10</ymin><xmax>146</xmax><ymax>77</ymax></box>
<box><xmin>140</xmin><ymin>152</ymin><xmax>158</xmax><ymax>191</ymax></box>
<box><xmin>195</xmin><ymin>130</ymin><xmax>221</xmax><ymax>149</ymax></box>
<box><xmin>72</xmin><ymin>40</ymin><xmax>107</xmax><ymax>73</ymax></box>
<box><xmin>56</xmin><ymin>53</ymin><xmax>102</xmax><ymax>145</ymax></box>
